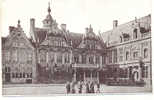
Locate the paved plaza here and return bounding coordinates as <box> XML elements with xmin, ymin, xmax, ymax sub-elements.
<box><xmin>2</xmin><ymin>84</ymin><xmax>152</xmax><ymax>96</ymax></box>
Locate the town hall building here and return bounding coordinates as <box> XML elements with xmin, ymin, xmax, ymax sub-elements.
<box><xmin>2</xmin><ymin>2</ymin><xmax>151</xmax><ymax>86</ymax></box>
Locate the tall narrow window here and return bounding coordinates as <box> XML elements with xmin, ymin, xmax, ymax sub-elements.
<box><xmin>133</xmin><ymin>29</ymin><xmax>138</xmax><ymax>39</ymax></box>
<box><xmin>57</xmin><ymin>53</ymin><xmax>62</xmax><ymax>63</ymax></box>
<box><xmin>12</xmin><ymin>50</ymin><xmax>18</xmax><ymax>62</ymax></box>
<box><xmin>5</xmin><ymin>51</ymin><xmax>10</xmax><ymax>62</ymax></box>
<box><xmin>27</xmin><ymin>53</ymin><xmax>32</xmax><ymax>63</ymax></box>
<box><xmin>133</xmin><ymin>51</ymin><xmax>138</xmax><ymax>59</ymax></box>
<box><xmin>96</xmin><ymin>56</ymin><xmax>100</xmax><ymax>64</ymax></box>
<box><xmin>144</xmin><ymin>48</ymin><xmax>148</xmax><ymax>58</ymax></box>
<box><xmin>126</xmin><ymin>51</ymin><xmax>129</xmax><ymax>61</ymax></box>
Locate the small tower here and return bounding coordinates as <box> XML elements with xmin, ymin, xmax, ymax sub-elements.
<box><xmin>43</xmin><ymin>2</ymin><xmax>53</xmax><ymax>29</ymax></box>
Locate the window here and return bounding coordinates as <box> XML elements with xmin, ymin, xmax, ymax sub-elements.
<box><xmin>12</xmin><ymin>73</ymin><xmax>15</xmax><ymax>78</ymax></box>
<box><xmin>133</xmin><ymin>52</ymin><xmax>138</xmax><ymax>59</ymax></box>
<box><xmin>12</xmin><ymin>50</ymin><xmax>18</xmax><ymax>62</ymax></box>
<box><xmin>89</xmin><ymin>55</ymin><xmax>94</xmax><ymax>64</ymax></box>
<box><xmin>64</xmin><ymin>53</ymin><xmax>70</xmax><ymax>63</ymax></box>
<box><xmin>133</xmin><ymin>29</ymin><xmax>138</xmax><ymax>39</ymax></box>
<box><xmin>108</xmin><ymin>51</ymin><xmax>112</xmax><ymax>63</ymax></box>
<box><xmin>57</xmin><ymin>53</ymin><xmax>62</xmax><ymax>63</ymax></box>
<box><xmin>113</xmin><ymin>50</ymin><xmax>117</xmax><ymax>63</ymax></box>
<box><xmin>16</xmin><ymin>73</ymin><xmax>19</xmax><ymax>78</ymax></box>
<box><xmin>96</xmin><ymin>56</ymin><xmax>100</xmax><ymax>64</ymax></box>
<box><xmin>102</xmin><ymin>56</ymin><xmax>106</xmax><ymax>64</ymax></box>
<box><xmin>82</xmin><ymin>55</ymin><xmax>86</xmax><ymax>64</ymax></box>
<box><xmin>5</xmin><ymin>67</ymin><xmax>10</xmax><ymax>73</ymax></box>
<box><xmin>50</xmin><ymin>52</ymin><xmax>54</xmax><ymax>63</ymax></box>
<box><xmin>74</xmin><ymin>55</ymin><xmax>79</xmax><ymax>63</ymax></box>
<box><xmin>119</xmin><ymin>68</ymin><xmax>128</xmax><ymax>78</ymax></box>
<box><xmin>126</xmin><ymin>51</ymin><xmax>129</xmax><ymax>60</ymax></box>
<box><xmin>23</xmin><ymin>73</ymin><xmax>25</xmax><ymax>78</ymax></box>
<box><xmin>5</xmin><ymin>51</ymin><xmax>10</xmax><ymax>62</ymax></box>
<box><xmin>19</xmin><ymin>73</ymin><xmax>22</xmax><ymax>78</ymax></box>
<box><xmin>30</xmin><ymin>73</ymin><xmax>32</xmax><ymax>78</ymax></box>
<box><xmin>119</xmin><ymin>56</ymin><xmax>123</xmax><ymax>62</ymax></box>
<box><xmin>142</xmin><ymin>66</ymin><xmax>148</xmax><ymax>78</ymax></box>
<box><xmin>144</xmin><ymin>48</ymin><xmax>148</xmax><ymax>58</ymax></box>
<box><xmin>26</xmin><ymin>73</ymin><xmax>30</xmax><ymax>78</ymax></box>
<box><xmin>27</xmin><ymin>53</ymin><xmax>32</xmax><ymax>63</ymax></box>
<box><xmin>40</xmin><ymin>51</ymin><xmax>46</xmax><ymax>63</ymax></box>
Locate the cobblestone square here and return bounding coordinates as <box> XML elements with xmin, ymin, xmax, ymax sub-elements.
<box><xmin>2</xmin><ymin>84</ymin><xmax>152</xmax><ymax>95</ymax></box>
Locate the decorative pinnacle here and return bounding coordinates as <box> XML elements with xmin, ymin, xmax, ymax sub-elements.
<box><xmin>48</xmin><ymin>2</ymin><xmax>51</xmax><ymax>14</ymax></box>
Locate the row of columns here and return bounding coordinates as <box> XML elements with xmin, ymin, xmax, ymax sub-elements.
<box><xmin>45</xmin><ymin>51</ymin><xmax>103</xmax><ymax>65</ymax></box>
<box><xmin>74</xmin><ymin>69</ymin><xmax>99</xmax><ymax>83</ymax></box>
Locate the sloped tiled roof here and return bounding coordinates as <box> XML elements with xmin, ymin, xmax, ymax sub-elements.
<box><xmin>66</xmin><ymin>32</ymin><xmax>83</xmax><ymax>48</ymax></box>
<box><xmin>35</xmin><ymin>28</ymin><xmax>47</xmax><ymax>44</ymax></box>
<box><xmin>102</xmin><ymin>14</ymin><xmax>151</xmax><ymax>45</ymax></box>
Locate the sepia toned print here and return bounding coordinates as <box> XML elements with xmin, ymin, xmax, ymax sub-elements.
<box><xmin>2</xmin><ymin>1</ymin><xmax>152</xmax><ymax>95</ymax></box>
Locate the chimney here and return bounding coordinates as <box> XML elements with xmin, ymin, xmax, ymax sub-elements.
<box><xmin>30</xmin><ymin>18</ymin><xmax>36</xmax><ymax>42</ymax></box>
<box><xmin>61</xmin><ymin>24</ymin><xmax>66</xmax><ymax>31</ymax></box>
<box><xmin>113</xmin><ymin>20</ymin><xmax>118</xmax><ymax>29</ymax></box>
<box><xmin>30</xmin><ymin>18</ymin><xmax>35</xmax><ymax>30</ymax></box>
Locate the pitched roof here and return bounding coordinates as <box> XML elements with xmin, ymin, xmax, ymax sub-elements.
<box><xmin>66</xmin><ymin>32</ymin><xmax>83</xmax><ymax>48</ymax></box>
<box><xmin>102</xmin><ymin>14</ymin><xmax>151</xmax><ymax>45</ymax></box>
<box><xmin>35</xmin><ymin>28</ymin><xmax>47</xmax><ymax>43</ymax></box>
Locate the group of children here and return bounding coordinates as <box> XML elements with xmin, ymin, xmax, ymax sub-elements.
<box><xmin>66</xmin><ymin>81</ymin><xmax>101</xmax><ymax>94</ymax></box>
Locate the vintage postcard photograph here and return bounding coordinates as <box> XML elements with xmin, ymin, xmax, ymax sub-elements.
<box><xmin>1</xmin><ymin>0</ymin><xmax>152</xmax><ymax>96</ymax></box>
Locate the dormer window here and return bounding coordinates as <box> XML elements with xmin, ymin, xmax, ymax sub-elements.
<box><xmin>133</xmin><ymin>29</ymin><xmax>138</xmax><ymax>39</ymax></box>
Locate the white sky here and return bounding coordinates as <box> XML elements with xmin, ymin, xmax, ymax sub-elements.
<box><xmin>1</xmin><ymin>0</ymin><xmax>151</xmax><ymax>37</ymax></box>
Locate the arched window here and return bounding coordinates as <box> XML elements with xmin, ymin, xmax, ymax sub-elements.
<box><xmin>144</xmin><ymin>48</ymin><xmax>148</xmax><ymax>58</ymax></box>
<box><xmin>133</xmin><ymin>29</ymin><xmax>138</xmax><ymax>39</ymax></box>
<box><xmin>126</xmin><ymin>51</ymin><xmax>129</xmax><ymax>60</ymax></box>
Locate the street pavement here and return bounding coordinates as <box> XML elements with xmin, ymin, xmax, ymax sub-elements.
<box><xmin>2</xmin><ymin>84</ymin><xmax>152</xmax><ymax>96</ymax></box>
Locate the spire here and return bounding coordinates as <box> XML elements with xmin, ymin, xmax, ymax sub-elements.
<box><xmin>48</xmin><ymin>2</ymin><xmax>51</xmax><ymax>14</ymax></box>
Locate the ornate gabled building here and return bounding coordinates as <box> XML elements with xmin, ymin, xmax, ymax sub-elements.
<box><xmin>102</xmin><ymin>15</ymin><xmax>151</xmax><ymax>85</ymax></box>
<box><xmin>2</xmin><ymin>21</ymin><xmax>37</xmax><ymax>84</ymax></box>
<box><xmin>28</xmin><ymin>3</ymin><xmax>106</xmax><ymax>83</ymax></box>
<box><xmin>1</xmin><ymin>2</ymin><xmax>151</xmax><ymax>86</ymax></box>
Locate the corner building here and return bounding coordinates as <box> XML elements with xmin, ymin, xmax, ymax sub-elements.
<box><xmin>102</xmin><ymin>15</ymin><xmax>151</xmax><ymax>85</ymax></box>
